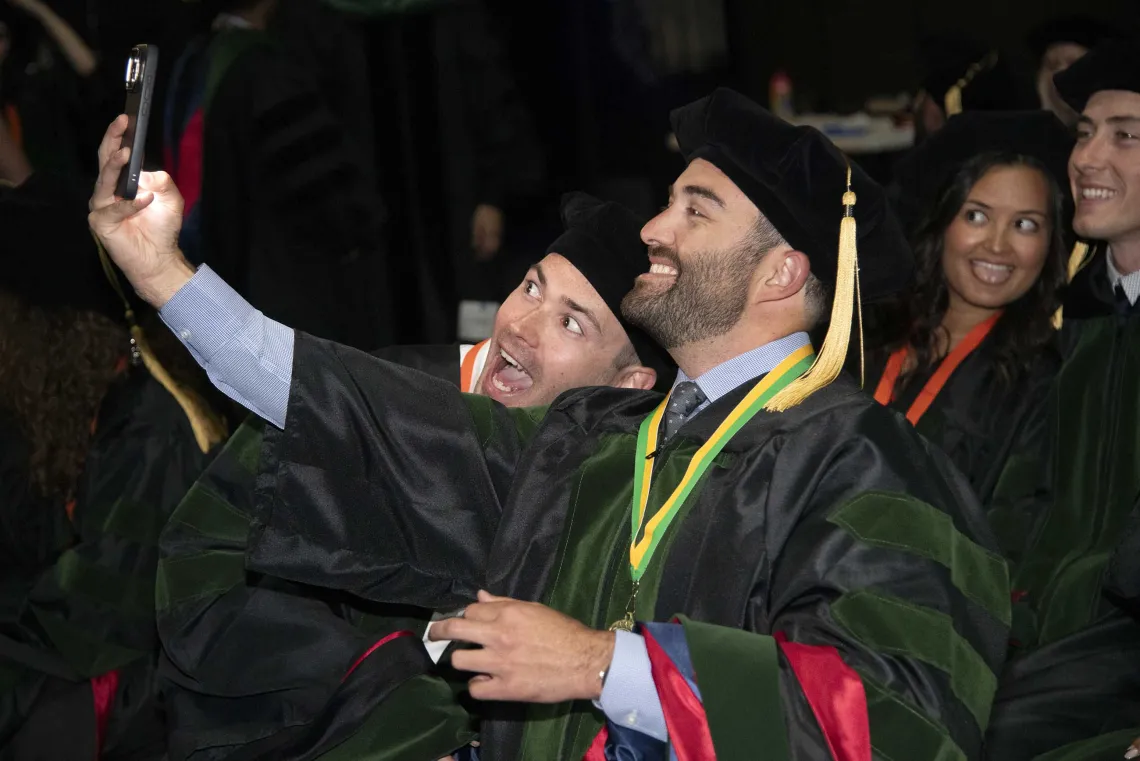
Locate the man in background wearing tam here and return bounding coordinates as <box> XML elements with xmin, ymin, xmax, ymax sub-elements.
<box><xmin>91</xmin><ymin>88</ymin><xmax>1007</xmax><ymax>760</ymax></box>
<box><xmin>1027</xmin><ymin>14</ymin><xmax>1115</xmax><ymax>127</ymax></box>
<box><xmin>911</xmin><ymin>36</ymin><xmax>1036</xmax><ymax>143</ymax></box>
<box><xmin>984</xmin><ymin>36</ymin><xmax>1140</xmax><ymax>761</ymax></box>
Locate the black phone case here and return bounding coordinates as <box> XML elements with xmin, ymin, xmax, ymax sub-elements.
<box><xmin>116</xmin><ymin>44</ymin><xmax>159</xmax><ymax>201</ymax></box>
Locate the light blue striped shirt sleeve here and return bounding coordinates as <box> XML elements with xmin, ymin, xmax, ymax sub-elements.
<box><xmin>598</xmin><ymin>631</ymin><xmax>668</xmax><ymax>741</ymax></box>
<box><xmin>159</xmin><ymin>265</ymin><xmax>294</xmax><ymax>428</ymax></box>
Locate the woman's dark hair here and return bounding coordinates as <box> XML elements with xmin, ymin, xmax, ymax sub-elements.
<box><xmin>878</xmin><ymin>152</ymin><xmax>1067</xmax><ymax>390</ymax></box>
<box><xmin>0</xmin><ymin>291</ymin><xmax>125</xmax><ymax>501</ymax></box>
<box><xmin>0</xmin><ymin>294</ymin><xmax>231</xmax><ymax>503</ymax></box>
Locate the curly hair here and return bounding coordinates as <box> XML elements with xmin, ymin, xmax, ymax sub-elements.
<box><xmin>876</xmin><ymin>152</ymin><xmax>1067</xmax><ymax>390</ymax></box>
<box><xmin>0</xmin><ymin>291</ymin><xmax>126</xmax><ymax>502</ymax></box>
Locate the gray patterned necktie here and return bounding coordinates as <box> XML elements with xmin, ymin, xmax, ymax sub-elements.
<box><xmin>660</xmin><ymin>381</ymin><xmax>707</xmax><ymax>443</ymax></box>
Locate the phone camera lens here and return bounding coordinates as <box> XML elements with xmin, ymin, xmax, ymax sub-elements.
<box><xmin>124</xmin><ymin>49</ymin><xmax>141</xmax><ymax>91</ymax></box>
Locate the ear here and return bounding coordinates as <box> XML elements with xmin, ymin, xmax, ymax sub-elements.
<box><xmin>612</xmin><ymin>365</ymin><xmax>658</xmax><ymax>391</ymax></box>
<box><xmin>755</xmin><ymin>248</ymin><xmax>811</xmax><ymax>303</ymax></box>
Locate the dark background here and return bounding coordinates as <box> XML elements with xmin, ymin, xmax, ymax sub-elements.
<box><xmin>725</xmin><ymin>0</ymin><xmax>1139</xmax><ymax>112</ymax></box>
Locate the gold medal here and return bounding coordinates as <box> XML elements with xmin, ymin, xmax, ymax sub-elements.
<box><xmin>609</xmin><ymin>581</ymin><xmax>639</xmax><ymax>632</ymax></box>
<box><xmin>609</xmin><ymin>615</ymin><xmax>635</xmax><ymax>632</ymax></box>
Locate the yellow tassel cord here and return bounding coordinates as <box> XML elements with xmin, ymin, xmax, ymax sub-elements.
<box><xmin>1051</xmin><ymin>241</ymin><xmax>1093</xmax><ymax>329</ymax></box>
<box><xmin>765</xmin><ymin>167</ymin><xmax>863</xmax><ymax>412</ymax></box>
<box><xmin>93</xmin><ymin>234</ymin><xmax>226</xmax><ymax>453</ymax></box>
<box><xmin>943</xmin><ymin>52</ymin><xmax>998</xmax><ymax>117</ymax></box>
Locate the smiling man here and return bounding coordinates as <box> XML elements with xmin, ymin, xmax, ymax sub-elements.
<box><xmin>984</xmin><ymin>37</ymin><xmax>1140</xmax><ymax>761</ymax></box>
<box><xmin>91</xmin><ymin>89</ymin><xmax>1007</xmax><ymax>760</ymax></box>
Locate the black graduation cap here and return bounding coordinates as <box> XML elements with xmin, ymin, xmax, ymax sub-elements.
<box><xmin>0</xmin><ymin>173</ymin><xmax>120</xmax><ymax>318</ymax></box>
<box><xmin>918</xmin><ymin>37</ymin><xmax>1035</xmax><ymax>116</ymax></box>
<box><xmin>890</xmin><ymin>110</ymin><xmax>1076</xmax><ymax>237</ymax></box>
<box><xmin>1054</xmin><ymin>36</ymin><xmax>1140</xmax><ymax>113</ymax></box>
<box><xmin>546</xmin><ymin>192</ymin><xmax>677</xmax><ymax>391</ymax></box>
<box><xmin>1027</xmin><ymin>15</ymin><xmax>1116</xmax><ymax>60</ymax></box>
<box><xmin>669</xmin><ymin>87</ymin><xmax>913</xmax><ymax>410</ymax></box>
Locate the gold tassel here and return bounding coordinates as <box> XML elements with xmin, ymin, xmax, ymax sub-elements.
<box><xmin>944</xmin><ymin>87</ymin><xmax>964</xmax><ymax>117</ymax></box>
<box><xmin>1051</xmin><ymin>241</ymin><xmax>1093</xmax><ymax>329</ymax></box>
<box><xmin>130</xmin><ymin>323</ymin><xmax>227</xmax><ymax>452</ymax></box>
<box><xmin>765</xmin><ymin>167</ymin><xmax>862</xmax><ymax>412</ymax></box>
<box><xmin>943</xmin><ymin>52</ymin><xmax>998</xmax><ymax>117</ymax></box>
<box><xmin>92</xmin><ymin>233</ymin><xmax>226</xmax><ymax>453</ymax></box>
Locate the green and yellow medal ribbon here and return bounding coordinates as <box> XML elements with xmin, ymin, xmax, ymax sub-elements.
<box><xmin>611</xmin><ymin>344</ymin><xmax>816</xmax><ymax>631</ymax></box>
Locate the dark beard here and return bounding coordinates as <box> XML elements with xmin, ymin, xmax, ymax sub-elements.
<box><xmin>621</xmin><ymin>241</ymin><xmax>761</xmax><ymax>350</ymax></box>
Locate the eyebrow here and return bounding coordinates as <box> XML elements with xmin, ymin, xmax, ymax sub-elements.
<box><xmin>561</xmin><ymin>295</ymin><xmax>603</xmax><ymax>335</ymax></box>
<box><xmin>532</xmin><ymin>262</ymin><xmax>603</xmax><ymax>334</ymax></box>
<box><xmin>1077</xmin><ymin>115</ymin><xmax>1140</xmax><ymax>126</ymax></box>
<box><xmin>964</xmin><ymin>198</ymin><xmax>1047</xmax><ymax>216</ymax></box>
<box><xmin>681</xmin><ymin>184</ymin><xmax>727</xmax><ymax>208</ymax></box>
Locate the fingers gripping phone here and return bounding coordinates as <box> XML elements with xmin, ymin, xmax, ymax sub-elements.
<box><xmin>116</xmin><ymin>44</ymin><xmax>158</xmax><ymax>200</ymax></box>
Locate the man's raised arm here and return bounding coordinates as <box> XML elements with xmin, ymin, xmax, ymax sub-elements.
<box><xmin>89</xmin><ymin>117</ymin><xmax>542</xmax><ymax>610</ymax></box>
<box><xmin>89</xmin><ymin>116</ymin><xmax>294</xmax><ymax>428</ymax></box>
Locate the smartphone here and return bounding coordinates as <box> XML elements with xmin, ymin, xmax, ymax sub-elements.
<box><xmin>115</xmin><ymin>44</ymin><xmax>159</xmax><ymax>200</ymax></box>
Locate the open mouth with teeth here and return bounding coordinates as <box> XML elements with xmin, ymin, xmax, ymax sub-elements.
<box><xmin>1080</xmin><ymin>187</ymin><xmax>1119</xmax><ymax>201</ymax></box>
<box><xmin>638</xmin><ymin>261</ymin><xmax>681</xmax><ymax>287</ymax></box>
<box><xmin>969</xmin><ymin>259</ymin><xmax>1015</xmax><ymax>285</ymax></box>
<box><xmin>484</xmin><ymin>347</ymin><xmax>534</xmax><ymax>396</ymax></box>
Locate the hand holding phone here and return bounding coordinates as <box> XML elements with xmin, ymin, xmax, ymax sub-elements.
<box><xmin>115</xmin><ymin>44</ymin><xmax>158</xmax><ymax>201</ymax></box>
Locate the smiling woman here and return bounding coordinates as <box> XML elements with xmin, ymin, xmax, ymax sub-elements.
<box><xmin>865</xmin><ymin>111</ymin><xmax>1073</xmax><ymax>505</ymax></box>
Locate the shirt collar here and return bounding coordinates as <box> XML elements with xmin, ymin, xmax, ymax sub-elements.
<box><xmin>1106</xmin><ymin>247</ymin><xmax>1140</xmax><ymax>305</ymax></box>
<box><xmin>671</xmin><ymin>332</ymin><xmax>813</xmax><ymax>405</ymax></box>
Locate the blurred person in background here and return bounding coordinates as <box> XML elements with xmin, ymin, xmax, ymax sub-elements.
<box><xmin>867</xmin><ymin>110</ymin><xmax>1072</xmax><ymax>507</ymax></box>
<box><xmin>0</xmin><ymin>170</ymin><xmax>224</xmax><ymax>759</ymax></box>
<box><xmin>350</xmin><ymin>0</ymin><xmax>546</xmax><ymax>344</ymax></box>
<box><xmin>164</xmin><ymin>0</ymin><xmax>390</xmax><ymax>350</ymax></box>
<box><xmin>912</xmin><ymin>36</ymin><xmax>1036</xmax><ymax>143</ymax></box>
<box><xmin>0</xmin><ymin>106</ymin><xmax>30</xmax><ymax>184</ymax></box>
<box><xmin>1027</xmin><ymin>15</ymin><xmax>1114</xmax><ymax>127</ymax></box>
<box><xmin>0</xmin><ymin>0</ymin><xmax>101</xmax><ymax>180</ymax></box>
<box><xmin>268</xmin><ymin>0</ymin><xmax>375</xmax><ymax>189</ymax></box>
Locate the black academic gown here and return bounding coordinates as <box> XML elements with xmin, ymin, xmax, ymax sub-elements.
<box><xmin>157</xmin><ymin>344</ymin><xmax>476</xmax><ymax>761</ymax></box>
<box><xmin>985</xmin><ymin>250</ymin><xmax>1140</xmax><ymax>761</ymax></box>
<box><xmin>0</xmin><ymin>369</ymin><xmax>213</xmax><ymax>759</ymax></box>
<box><xmin>242</xmin><ymin>333</ymin><xmax>1011</xmax><ymax>761</ymax></box>
<box><xmin>866</xmin><ymin>335</ymin><xmax>1061</xmax><ymax>507</ymax></box>
<box><xmin>189</xmin><ymin>30</ymin><xmax>391</xmax><ymax>350</ymax></box>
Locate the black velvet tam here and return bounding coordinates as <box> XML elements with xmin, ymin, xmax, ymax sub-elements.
<box><xmin>890</xmin><ymin>110</ymin><xmax>1075</xmax><ymax>236</ymax></box>
<box><xmin>1055</xmin><ymin>36</ymin><xmax>1140</xmax><ymax>112</ymax></box>
<box><xmin>546</xmin><ymin>191</ymin><xmax>675</xmax><ymax>389</ymax></box>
